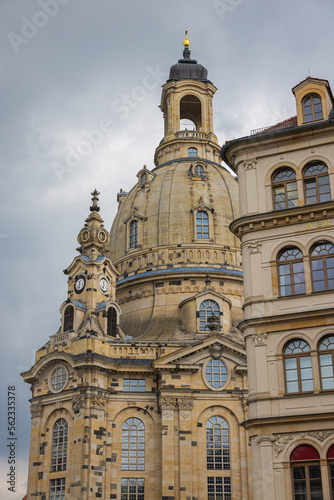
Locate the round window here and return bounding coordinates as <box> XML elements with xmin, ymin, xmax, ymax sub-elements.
<box><xmin>194</xmin><ymin>164</ymin><xmax>204</xmax><ymax>176</ymax></box>
<box><xmin>49</xmin><ymin>365</ymin><xmax>68</xmax><ymax>392</ymax></box>
<box><xmin>204</xmin><ymin>359</ymin><xmax>228</xmax><ymax>389</ymax></box>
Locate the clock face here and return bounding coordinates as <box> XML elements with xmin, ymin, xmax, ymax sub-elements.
<box><xmin>75</xmin><ymin>276</ymin><xmax>85</xmax><ymax>293</ymax></box>
<box><xmin>98</xmin><ymin>230</ymin><xmax>107</xmax><ymax>243</ymax></box>
<box><xmin>81</xmin><ymin>230</ymin><xmax>89</xmax><ymax>242</ymax></box>
<box><xmin>100</xmin><ymin>277</ymin><xmax>109</xmax><ymax>293</ymax></box>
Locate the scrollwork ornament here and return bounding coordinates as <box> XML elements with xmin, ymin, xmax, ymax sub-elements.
<box><xmin>91</xmin><ymin>392</ymin><xmax>107</xmax><ymax>410</ymax></box>
<box><xmin>72</xmin><ymin>394</ymin><xmax>86</xmax><ymax>413</ymax></box>
<box><xmin>243</xmin><ymin>158</ymin><xmax>257</xmax><ymax>170</ymax></box>
<box><xmin>177</xmin><ymin>397</ymin><xmax>193</xmax><ymax>411</ymax></box>
<box><xmin>252</xmin><ymin>333</ymin><xmax>267</xmax><ymax>346</ymax></box>
<box><xmin>160</xmin><ymin>396</ymin><xmax>177</xmax><ymax>411</ymax></box>
<box><xmin>308</xmin><ymin>430</ymin><xmax>334</xmax><ymax>442</ymax></box>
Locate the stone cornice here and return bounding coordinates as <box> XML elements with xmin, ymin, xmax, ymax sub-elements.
<box><xmin>230</xmin><ymin>201</ymin><xmax>334</xmax><ymax>237</ymax></box>
<box><xmin>238</xmin><ymin>307</ymin><xmax>334</xmax><ymax>333</ymax></box>
<box><xmin>221</xmin><ymin>119</ymin><xmax>334</xmax><ymax>171</ymax></box>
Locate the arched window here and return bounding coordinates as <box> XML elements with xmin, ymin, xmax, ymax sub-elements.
<box><xmin>328</xmin><ymin>444</ymin><xmax>334</xmax><ymax>497</ymax></box>
<box><xmin>205</xmin><ymin>359</ymin><xmax>227</xmax><ymax>389</ymax></box>
<box><xmin>121</xmin><ymin>418</ymin><xmax>145</xmax><ymax>471</ymax></box>
<box><xmin>129</xmin><ymin>220</ymin><xmax>138</xmax><ymax>249</ymax></box>
<box><xmin>206</xmin><ymin>416</ymin><xmax>230</xmax><ymax>470</ymax></box>
<box><xmin>188</xmin><ymin>147</ymin><xmax>198</xmax><ymax>158</ymax></box>
<box><xmin>290</xmin><ymin>445</ymin><xmax>322</xmax><ymax>500</ymax></box>
<box><xmin>51</xmin><ymin>418</ymin><xmax>68</xmax><ymax>472</ymax></box>
<box><xmin>318</xmin><ymin>335</ymin><xmax>334</xmax><ymax>390</ymax></box>
<box><xmin>193</xmin><ymin>164</ymin><xmax>204</xmax><ymax>177</ymax></box>
<box><xmin>284</xmin><ymin>340</ymin><xmax>313</xmax><ymax>393</ymax></box>
<box><xmin>199</xmin><ymin>300</ymin><xmax>220</xmax><ymax>331</ymax></box>
<box><xmin>63</xmin><ymin>305</ymin><xmax>74</xmax><ymax>332</ymax></box>
<box><xmin>303</xmin><ymin>162</ymin><xmax>330</xmax><ymax>205</ymax></box>
<box><xmin>310</xmin><ymin>242</ymin><xmax>334</xmax><ymax>292</ymax></box>
<box><xmin>196</xmin><ymin>210</ymin><xmax>209</xmax><ymax>239</ymax></box>
<box><xmin>277</xmin><ymin>247</ymin><xmax>305</xmax><ymax>296</ymax></box>
<box><xmin>302</xmin><ymin>94</ymin><xmax>323</xmax><ymax>123</ymax></box>
<box><xmin>272</xmin><ymin>168</ymin><xmax>298</xmax><ymax>210</ymax></box>
<box><xmin>107</xmin><ymin>307</ymin><xmax>117</xmax><ymax>337</ymax></box>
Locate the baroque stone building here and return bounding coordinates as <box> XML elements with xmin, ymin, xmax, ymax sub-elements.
<box><xmin>22</xmin><ymin>34</ymin><xmax>334</xmax><ymax>500</ymax></box>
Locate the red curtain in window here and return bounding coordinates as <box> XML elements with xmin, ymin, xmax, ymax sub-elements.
<box><xmin>291</xmin><ymin>445</ymin><xmax>320</xmax><ymax>461</ymax></box>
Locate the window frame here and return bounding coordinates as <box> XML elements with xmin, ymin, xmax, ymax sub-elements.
<box><xmin>272</xmin><ymin>167</ymin><xmax>298</xmax><ymax>211</ymax></box>
<box><xmin>318</xmin><ymin>335</ymin><xmax>334</xmax><ymax>391</ymax></box>
<box><xmin>120</xmin><ymin>477</ymin><xmax>145</xmax><ymax>500</ymax></box>
<box><xmin>277</xmin><ymin>247</ymin><xmax>306</xmax><ymax>297</ymax></box>
<box><xmin>188</xmin><ymin>147</ymin><xmax>198</xmax><ymax>158</ymax></box>
<box><xmin>207</xmin><ymin>476</ymin><xmax>231</xmax><ymax>500</ymax></box>
<box><xmin>49</xmin><ymin>365</ymin><xmax>68</xmax><ymax>393</ymax></box>
<box><xmin>63</xmin><ymin>304</ymin><xmax>74</xmax><ymax>332</ymax></box>
<box><xmin>199</xmin><ymin>299</ymin><xmax>221</xmax><ymax>331</ymax></box>
<box><xmin>283</xmin><ymin>339</ymin><xmax>313</xmax><ymax>394</ymax></box>
<box><xmin>303</xmin><ymin>161</ymin><xmax>331</xmax><ymax>205</ymax></box>
<box><xmin>107</xmin><ymin>306</ymin><xmax>118</xmax><ymax>336</ymax></box>
<box><xmin>121</xmin><ymin>417</ymin><xmax>145</xmax><ymax>471</ymax></box>
<box><xmin>206</xmin><ymin>416</ymin><xmax>230</xmax><ymax>471</ymax></box>
<box><xmin>310</xmin><ymin>242</ymin><xmax>334</xmax><ymax>292</ymax></box>
<box><xmin>51</xmin><ymin>418</ymin><xmax>68</xmax><ymax>472</ymax></box>
<box><xmin>302</xmin><ymin>93</ymin><xmax>323</xmax><ymax>123</ymax></box>
<box><xmin>50</xmin><ymin>478</ymin><xmax>66</xmax><ymax>500</ymax></box>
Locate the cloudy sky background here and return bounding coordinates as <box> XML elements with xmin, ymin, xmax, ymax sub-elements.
<box><xmin>1</xmin><ymin>0</ymin><xmax>334</xmax><ymax>497</ymax></box>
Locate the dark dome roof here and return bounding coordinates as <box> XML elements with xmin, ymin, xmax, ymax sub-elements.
<box><xmin>168</xmin><ymin>48</ymin><xmax>209</xmax><ymax>82</ymax></box>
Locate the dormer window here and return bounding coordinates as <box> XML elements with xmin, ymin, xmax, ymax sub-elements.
<box><xmin>140</xmin><ymin>172</ymin><xmax>147</xmax><ymax>186</ymax></box>
<box><xmin>302</xmin><ymin>93</ymin><xmax>323</xmax><ymax>123</ymax></box>
<box><xmin>188</xmin><ymin>147</ymin><xmax>198</xmax><ymax>158</ymax></box>
<box><xmin>129</xmin><ymin>220</ymin><xmax>138</xmax><ymax>249</ymax></box>
<box><xmin>194</xmin><ymin>164</ymin><xmax>204</xmax><ymax>176</ymax></box>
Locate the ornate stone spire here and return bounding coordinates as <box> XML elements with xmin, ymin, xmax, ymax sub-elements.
<box><xmin>77</xmin><ymin>190</ymin><xmax>110</xmax><ymax>261</ymax></box>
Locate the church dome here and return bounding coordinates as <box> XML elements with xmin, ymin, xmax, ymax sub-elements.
<box><xmin>108</xmin><ymin>40</ymin><xmax>243</xmax><ymax>341</ymax></box>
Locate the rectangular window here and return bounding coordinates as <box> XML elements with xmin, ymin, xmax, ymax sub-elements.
<box><xmin>292</xmin><ymin>464</ymin><xmax>322</xmax><ymax>499</ymax></box>
<box><xmin>50</xmin><ymin>478</ymin><xmax>66</xmax><ymax>500</ymax></box>
<box><xmin>121</xmin><ymin>478</ymin><xmax>144</xmax><ymax>500</ymax></box>
<box><xmin>207</xmin><ymin>477</ymin><xmax>231</xmax><ymax>500</ymax></box>
<box><xmin>123</xmin><ymin>379</ymin><xmax>146</xmax><ymax>392</ymax></box>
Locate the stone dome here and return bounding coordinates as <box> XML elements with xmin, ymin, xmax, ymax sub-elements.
<box><xmin>110</xmin><ymin>161</ymin><xmax>239</xmax><ymax>259</ymax></box>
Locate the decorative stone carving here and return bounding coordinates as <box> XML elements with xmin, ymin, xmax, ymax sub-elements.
<box><xmin>243</xmin><ymin>158</ymin><xmax>257</xmax><ymax>170</ymax></box>
<box><xmin>252</xmin><ymin>333</ymin><xmax>267</xmax><ymax>346</ymax></box>
<box><xmin>162</xmin><ymin>410</ymin><xmax>174</xmax><ymax>421</ymax></box>
<box><xmin>91</xmin><ymin>392</ymin><xmax>107</xmax><ymax>410</ymax></box>
<box><xmin>209</xmin><ymin>343</ymin><xmax>223</xmax><ymax>359</ymax></box>
<box><xmin>30</xmin><ymin>403</ymin><xmax>43</xmax><ymax>419</ymax></box>
<box><xmin>160</xmin><ymin>396</ymin><xmax>177</xmax><ymax>410</ymax></box>
<box><xmin>308</xmin><ymin>430</ymin><xmax>334</xmax><ymax>442</ymax></box>
<box><xmin>177</xmin><ymin>397</ymin><xmax>193</xmax><ymax>411</ymax></box>
<box><xmin>255</xmin><ymin>434</ymin><xmax>275</xmax><ymax>444</ymax></box>
<box><xmin>245</xmin><ymin>242</ymin><xmax>262</xmax><ymax>254</ymax></box>
<box><xmin>273</xmin><ymin>435</ymin><xmax>293</xmax><ymax>457</ymax></box>
<box><xmin>72</xmin><ymin>394</ymin><xmax>86</xmax><ymax>413</ymax></box>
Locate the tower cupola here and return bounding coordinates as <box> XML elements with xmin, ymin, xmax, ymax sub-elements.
<box><xmin>155</xmin><ymin>30</ymin><xmax>219</xmax><ymax>166</ymax></box>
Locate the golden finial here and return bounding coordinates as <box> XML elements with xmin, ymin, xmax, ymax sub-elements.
<box><xmin>183</xmin><ymin>28</ymin><xmax>190</xmax><ymax>49</ymax></box>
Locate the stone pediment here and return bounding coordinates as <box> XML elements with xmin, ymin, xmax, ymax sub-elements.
<box><xmin>153</xmin><ymin>334</ymin><xmax>247</xmax><ymax>371</ymax></box>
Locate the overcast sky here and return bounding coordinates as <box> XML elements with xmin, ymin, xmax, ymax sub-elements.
<box><xmin>1</xmin><ymin>0</ymin><xmax>334</xmax><ymax>497</ymax></box>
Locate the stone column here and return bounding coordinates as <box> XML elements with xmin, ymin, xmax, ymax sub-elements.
<box><xmin>320</xmin><ymin>459</ymin><xmax>331</xmax><ymax>499</ymax></box>
<box><xmin>251</xmin><ymin>435</ymin><xmax>276</xmax><ymax>500</ymax></box>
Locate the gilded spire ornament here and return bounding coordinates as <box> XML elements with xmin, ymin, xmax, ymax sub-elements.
<box><xmin>183</xmin><ymin>28</ymin><xmax>190</xmax><ymax>49</ymax></box>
